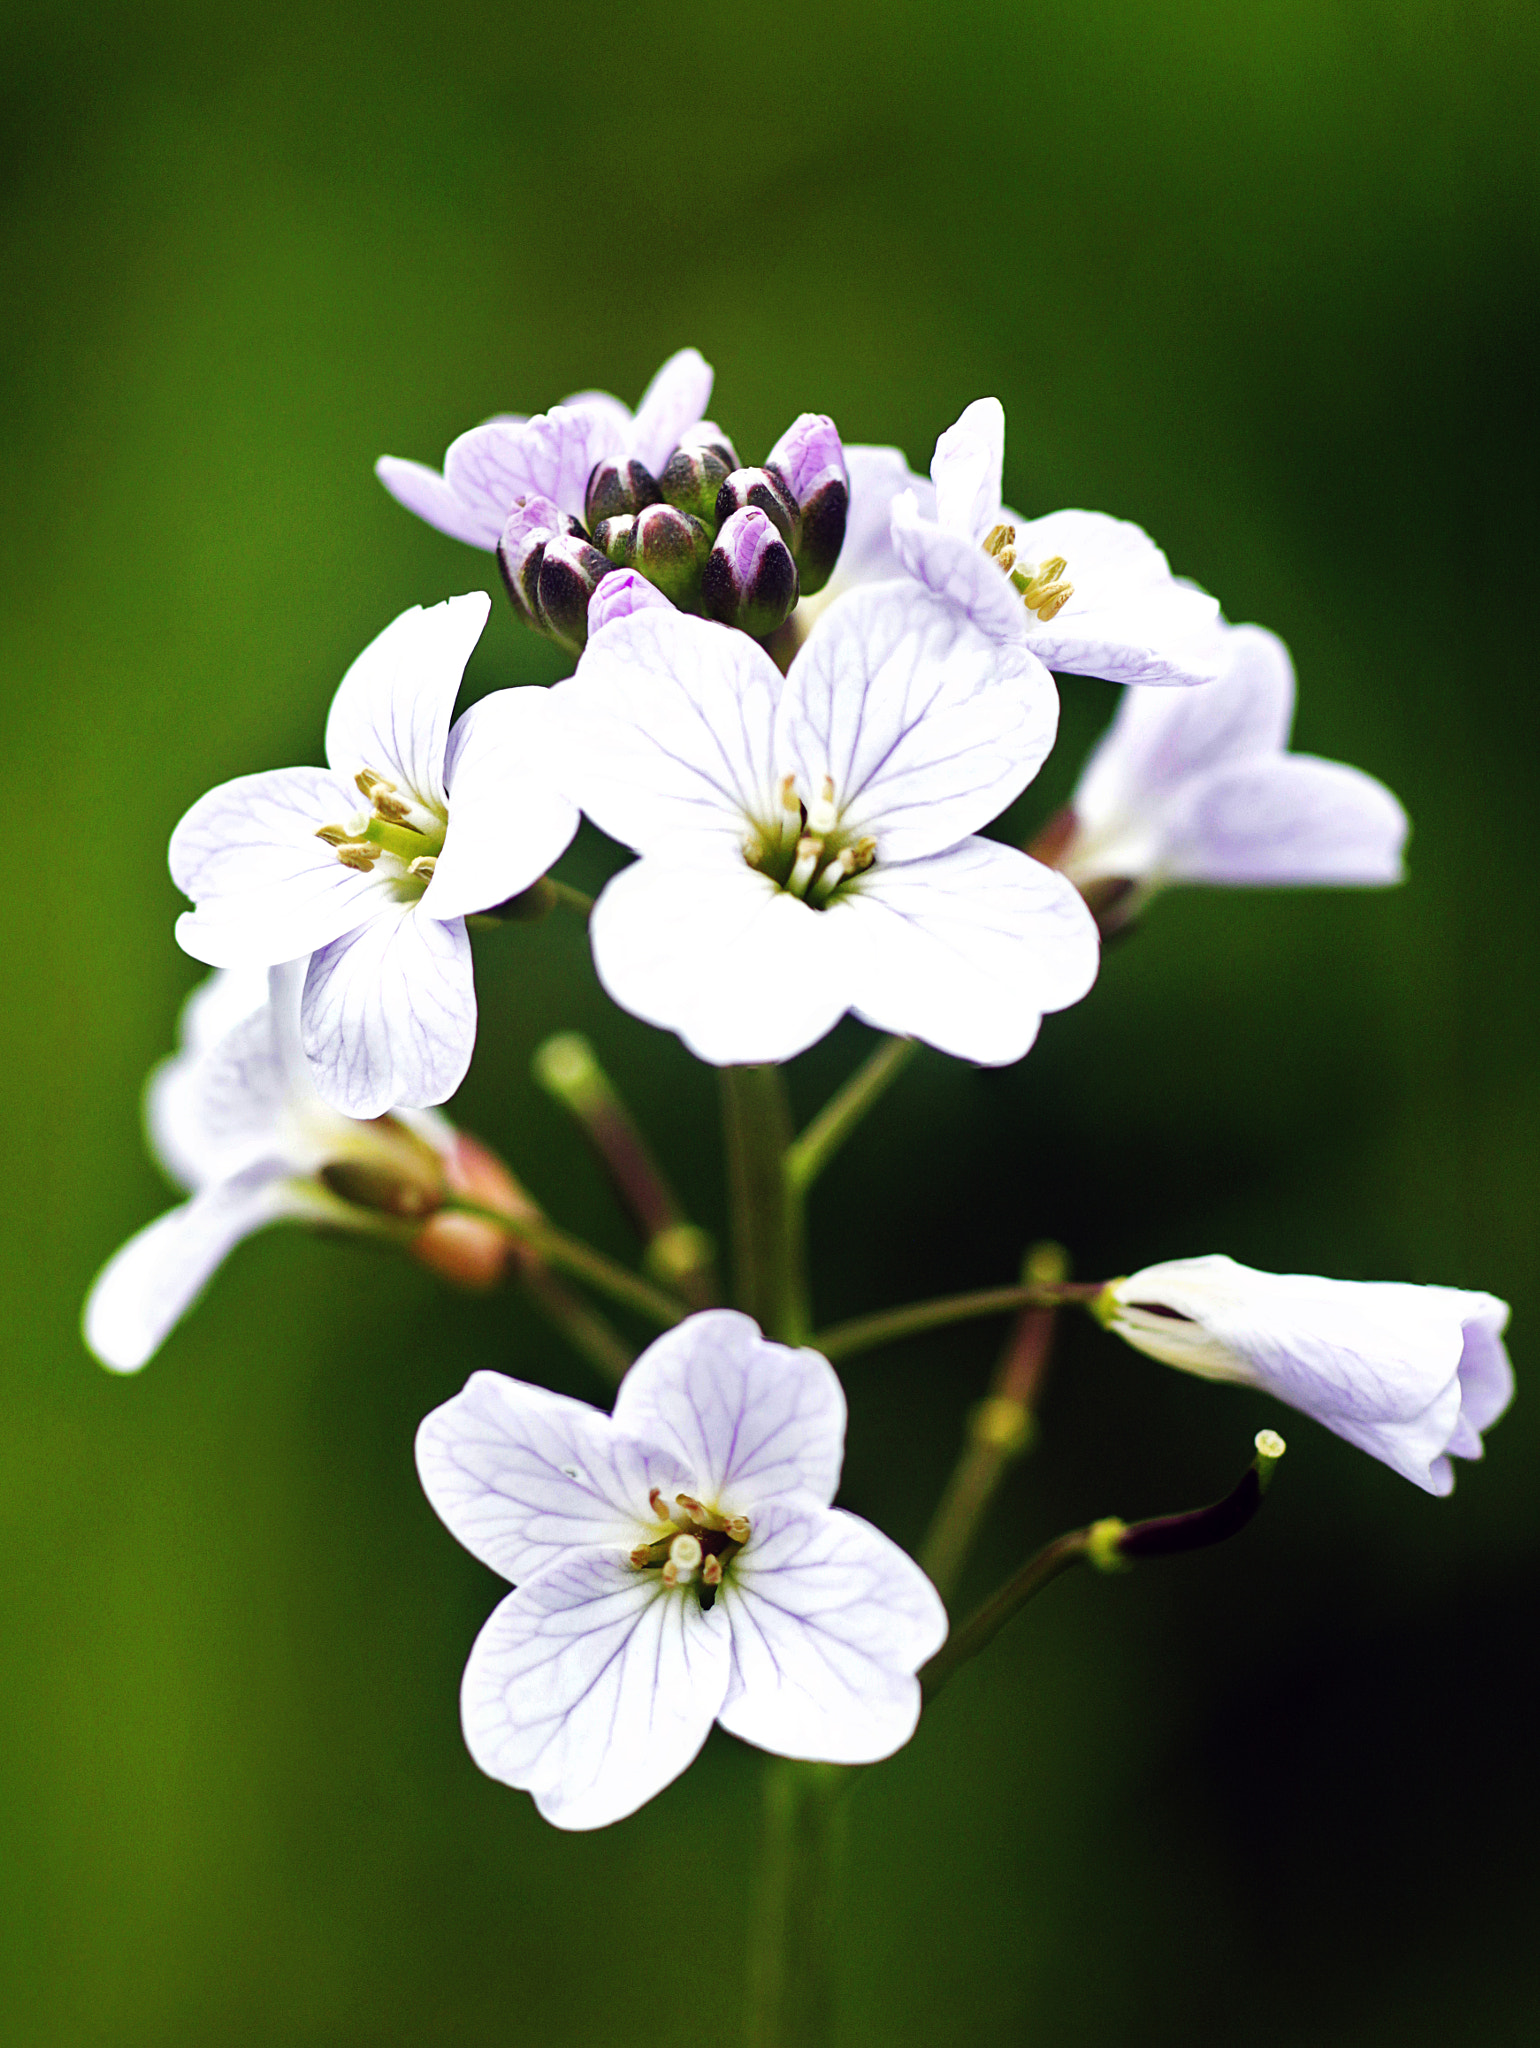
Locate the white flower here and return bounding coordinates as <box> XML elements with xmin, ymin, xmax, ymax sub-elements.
<box><xmin>376</xmin><ymin>348</ymin><xmax>714</xmax><ymax>547</ymax></box>
<box><xmin>1058</xmin><ymin>624</ymin><xmax>1408</xmax><ymax>892</ymax></box>
<box><xmin>170</xmin><ymin>593</ymin><xmax>578</xmax><ymax>1117</ymax></box>
<box><xmin>889</xmin><ymin>398</ymin><xmax>1224</xmax><ymax>687</ymax></box>
<box><xmin>550</xmin><ymin>580</ymin><xmax>1100</xmax><ymax>1066</ymax></box>
<box><xmin>416</xmin><ymin>1309</ymin><xmax>948</xmax><ymax>1830</ymax></box>
<box><xmin>84</xmin><ymin>964</ymin><xmax>458</xmax><ymax>1372</ymax></box>
<box><xmin>1101</xmin><ymin>1255</ymin><xmax>1513</xmax><ymax>1495</ymax></box>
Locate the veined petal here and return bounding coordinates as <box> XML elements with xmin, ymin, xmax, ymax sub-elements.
<box><xmin>613</xmin><ymin>1311</ymin><xmax>847</xmax><ymax>1513</ymax></box>
<box><xmin>552</xmin><ymin>611</ymin><xmax>784</xmax><ymax>852</ymax></box>
<box><xmin>461</xmin><ymin>1555</ymin><xmax>731</xmax><ymax>1831</ymax></box>
<box><xmin>424</xmin><ymin>689</ymin><xmax>579</xmax><ymax>920</ymax></box>
<box><xmin>82</xmin><ymin>1166</ymin><xmax>307</xmax><ymax>1373</ymax></box>
<box><xmin>171</xmin><ymin>766</ymin><xmax>390</xmax><ymax>966</ymax></box>
<box><xmin>1160</xmin><ymin>754</ymin><xmax>1409</xmax><ymax>885</ymax></box>
<box><xmin>930</xmin><ymin>397</ymin><xmax>1005</xmax><ymax>543</ymax></box>
<box><xmin>374</xmin><ymin>455</ymin><xmax>504</xmax><ymax>551</ymax></box>
<box><xmin>813</xmin><ymin>444</ymin><xmax>932</xmax><ymax>600</ymax></box>
<box><xmin>588</xmin><ymin>851</ymin><xmax>850</xmax><ymax>1066</ymax></box>
<box><xmin>416</xmin><ymin>1371</ymin><xmax>692</xmax><ymax>1584</ymax></box>
<box><xmin>841</xmin><ymin>840</ymin><xmax>1100</xmax><ymax>1065</ymax></box>
<box><xmin>781</xmin><ymin>583</ymin><xmax>1059</xmax><ymax>861</ymax></box>
<box><xmin>1007</xmin><ymin>509</ymin><xmax>1223</xmax><ymax>686</ymax></box>
<box><xmin>717</xmin><ymin>1501</ymin><xmax>946</xmax><ymax>1764</ymax></box>
<box><xmin>1073</xmin><ymin>625</ymin><xmax>1296</xmax><ymax>839</ymax></box>
<box><xmin>455</xmin><ymin>405</ymin><xmax>616</xmax><ymax>523</ymax></box>
<box><xmin>324</xmin><ymin>593</ymin><xmax>490</xmax><ymax>810</ymax></box>
<box><xmin>626</xmin><ymin>347</ymin><xmax>714</xmax><ymax>472</ymax></box>
<box><xmin>890</xmin><ymin>493</ymin><xmax>1029</xmax><ymax>642</ymax></box>
<box><xmin>586</xmin><ymin>568</ymin><xmax>673</xmax><ymax>636</ymax></box>
<box><xmin>301</xmin><ymin>907</ymin><xmax>475</xmax><ymax>1117</ymax></box>
<box><xmin>148</xmin><ymin>989</ymin><xmax>291</xmax><ymax>1190</ymax></box>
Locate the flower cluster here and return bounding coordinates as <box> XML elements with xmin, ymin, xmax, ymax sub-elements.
<box><xmin>85</xmin><ymin>344</ymin><xmax>1512</xmax><ymax>1840</ymax></box>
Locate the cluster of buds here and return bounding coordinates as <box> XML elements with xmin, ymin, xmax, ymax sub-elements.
<box><xmin>496</xmin><ymin>415</ymin><xmax>850</xmax><ymax>651</ymax></box>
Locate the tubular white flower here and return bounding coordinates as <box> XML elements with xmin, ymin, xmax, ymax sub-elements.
<box><xmin>888</xmin><ymin>397</ymin><xmax>1224</xmax><ymax>687</ymax></box>
<box><xmin>1102</xmin><ymin>1255</ymin><xmax>1513</xmax><ymax>1495</ymax></box>
<box><xmin>169</xmin><ymin>593</ymin><xmax>578</xmax><ymax>1117</ymax></box>
<box><xmin>550</xmin><ymin>581</ymin><xmax>1099</xmax><ymax>1066</ymax></box>
<box><xmin>1061</xmin><ymin>624</ymin><xmax>1409</xmax><ymax>891</ymax></box>
<box><xmin>83</xmin><ymin>965</ymin><xmax>457</xmax><ymax>1372</ymax></box>
<box><xmin>416</xmin><ymin>1309</ymin><xmax>947</xmax><ymax>1830</ymax></box>
<box><xmin>376</xmin><ymin>349</ymin><xmax>715</xmax><ymax>547</ymax></box>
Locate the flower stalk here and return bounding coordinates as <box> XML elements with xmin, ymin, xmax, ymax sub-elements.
<box><xmin>744</xmin><ymin>1759</ymin><xmax>847</xmax><ymax>2048</ymax></box>
<box><xmin>720</xmin><ymin>1065</ymin><xmax>809</xmax><ymax>1343</ymax></box>
<box><xmin>785</xmin><ymin>1035</ymin><xmax>917</xmax><ymax>1193</ymax></box>
<box><xmin>815</xmin><ymin>1276</ymin><xmax>1103</xmax><ymax>1363</ymax></box>
<box><xmin>438</xmin><ymin>1198</ymin><xmax>688</xmax><ymax>1331</ymax></box>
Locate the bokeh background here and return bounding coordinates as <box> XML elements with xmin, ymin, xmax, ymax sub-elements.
<box><xmin>5</xmin><ymin>1</ymin><xmax>1538</xmax><ymax>2039</ymax></box>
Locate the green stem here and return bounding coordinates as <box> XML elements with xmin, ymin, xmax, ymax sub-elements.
<box><xmin>517</xmin><ymin>1268</ymin><xmax>635</xmax><ymax>1385</ymax></box>
<box><xmin>719</xmin><ymin>1065</ymin><xmax>809</xmax><ymax>1342</ymax></box>
<box><xmin>743</xmin><ymin>1760</ymin><xmax>847</xmax><ymax>2048</ymax></box>
<box><xmin>785</xmin><ymin>1036</ymin><xmax>917</xmax><ymax>1193</ymax></box>
<box><xmin>815</xmin><ymin>1280</ymin><xmax>1101</xmax><ymax>1363</ymax></box>
<box><xmin>921</xmin><ymin>1530</ymin><xmax>1093</xmax><ymax>1702</ymax></box>
<box><xmin>440</xmin><ymin>1199</ymin><xmax>688</xmax><ymax>1330</ymax></box>
<box><xmin>546</xmin><ymin>878</ymin><xmax>595</xmax><ymax>920</ymax></box>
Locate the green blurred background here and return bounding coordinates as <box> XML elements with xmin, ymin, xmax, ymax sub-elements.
<box><xmin>5</xmin><ymin>0</ymin><xmax>1538</xmax><ymax>2039</ymax></box>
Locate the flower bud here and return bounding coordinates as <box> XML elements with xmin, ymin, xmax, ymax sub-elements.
<box><xmin>535</xmin><ymin>533</ymin><xmax>613</xmax><ymax>651</ymax></box>
<box><xmin>584</xmin><ymin>457</ymin><xmax>663</xmax><ymax>529</ymax></box>
<box><xmin>766</xmin><ymin>413</ymin><xmax>849</xmax><ymax>596</ymax></box>
<box><xmin>715</xmin><ymin>466</ymin><xmax>801</xmax><ymax>552</ymax></box>
<box><xmin>702</xmin><ymin>506</ymin><xmax>800</xmax><ymax>638</ymax></box>
<box><xmin>497</xmin><ymin>495</ymin><xmax>592</xmax><ymax>639</ymax></box>
<box><xmin>587</xmin><ymin>567</ymin><xmax>674</xmax><ymax>636</ymax></box>
<box><xmin>599</xmin><ymin>501</ymin><xmax>713</xmax><ymax>607</ymax></box>
<box><xmin>659</xmin><ymin>434</ymin><xmax>736</xmax><ymax>528</ymax></box>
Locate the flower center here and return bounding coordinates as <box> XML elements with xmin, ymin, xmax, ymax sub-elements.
<box><xmin>629</xmin><ymin>1487</ymin><xmax>752</xmax><ymax>1610</ymax></box>
<box><xmin>316</xmin><ymin>768</ymin><xmax>448</xmax><ymax>895</ymax></box>
<box><xmin>742</xmin><ymin>774</ymin><xmax>876</xmax><ymax>909</ymax></box>
<box><xmin>982</xmin><ymin>522</ymin><xmax>1075</xmax><ymax>623</ymax></box>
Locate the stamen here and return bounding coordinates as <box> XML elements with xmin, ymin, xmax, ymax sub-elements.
<box><xmin>407</xmin><ymin>855</ymin><xmax>437</xmax><ymax>883</ymax></box>
<box><xmin>1012</xmin><ymin>555</ymin><xmax>1075</xmax><ymax>623</ymax></box>
<box><xmin>982</xmin><ymin>523</ymin><xmax>1017</xmax><ymax>558</ymax></box>
<box><xmin>371</xmin><ymin>791</ymin><xmax>412</xmax><ymax>823</ymax></box>
<box><xmin>628</xmin><ymin>1544</ymin><xmax>655</xmax><ymax>1569</ymax></box>
<box><xmin>355</xmin><ymin>769</ymin><xmax>395</xmax><ymax>799</ymax></box>
<box><xmin>316</xmin><ymin>825</ymin><xmax>353</xmax><ymax>846</ymax></box>
<box><xmin>336</xmin><ymin>845</ymin><xmax>380</xmax><ymax>871</ymax></box>
<box><xmin>806</xmin><ymin>774</ymin><xmax>838</xmax><ymax>835</ymax></box>
<box><xmin>787</xmin><ymin>835</ymin><xmax>823</xmax><ymax>897</ymax></box>
<box><xmin>701</xmin><ymin>1555</ymin><xmax>723</xmax><ymax>1586</ymax></box>
<box><xmin>723</xmin><ymin>1515</ymin><xmax>751</xmax><ymax>1544</ymax></box>
<box><xmin>742</xmin><ymin>834</ymin><xmax>765</xmax><ymax>871</ymax></box>
<box><xmin>675</xmin><ymin>1493</ymin><xmax>732</xmax><ymax>1533</ymax></box>
<box><xmin>648</xmin><ymin>1486</ymin><xmax>672</xmax><ymax>1522</ymax></box>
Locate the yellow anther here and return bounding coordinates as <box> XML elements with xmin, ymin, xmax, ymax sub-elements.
<box><xmin>779</xmin><ymin>773</ymin><xmax>800</xmax><ymax>814</ymax></box>
<box><xmin>648</xmin><ymin>1486</ymin><xmax>672</xmax><ymax>1522</ymax></box>
<box><xmin>982</xmin><ymin>522</ymin><xmax>1017</xmax><ymax>558</ymax></box>
<box><xmin>724</xmin><ymin>1515</ymin><xmax>751</xmax><ymax>1544</ymax></box>
<box><xmin>742</xmin><ymin>835</ymin><xmax>765</xmax><ymax>871</ymax></box>
<box><xmin>336</xmin><ymin>845</ymin><xmax>380</xmax><ymax>871</ymax></box>
<box><xmin>355</xmin><ymin>768</ymin><xmax>395</xmax><ymax>799</ymax></box>
<box><xmin>316</xmin><ymin>824</ymin><xmax>354</xmax><ymax>846</ymax></box>
<box><xmin>628</xmin><ymin>1544</ymin><xmax>654</xmax><ymax>1569</ymax></box>
<box><xmin>372</xmin><ymin>791</ymin><xmax>412</xmax><ymax>822</ymax></box>
<box><xmin>407</xmin><ymin>855</ymin><xmax>437</xmax><ymax>882</ymax></box>
<box><xmin>702</xmin><ymin>1555</ymin><xmax>724</xmax><ymax>1586</ymax></box>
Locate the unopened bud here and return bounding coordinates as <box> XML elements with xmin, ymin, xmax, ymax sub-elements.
<box><xmin>597</xmin><ymin>503</ymin><xmax>712</xmax><ymax>607</ymax></box>
<box><xmin>701</xmin><ymin>507</ymin><xmax>799</xmax><ymax>637</ymax></box>
<box><xmin>765</xmin><ymin>413</ymin><xmax>848</xmax><ymax>595</ymax></box>
<box><xmin>715</xmin><ymin>466</ymin><xmax>801</xmax><ymax>551</ymax></box>
<box><xmin>587</xmin><ymin>567</ymin><xmax>673</xmax><ymax>636</ymax></box>
<box><xmin>584</xmin><ymin>457</ymin><xmax>662</xmax><ymax>529</ymax></box>
<box><xmin>536</xmin><ymin>533</ymin><xmax>613</xmax><ymax>652</ymax></box>
<box><xmin>659</xmin><ymin>438</ymin><xmax>734</xmax><ymax>528</ymax></box>
<box><xmin>411</xmin><ymin>1131</ymin><xmax>540</xmax><ymax>1291</ymax></box>
<box><xmin>496</xmin><ymin>495</ymin><xmax>582</xmax><ymax>631</ymax></box>
<box><xmin>319</xmin><ymin>1159</ymin><xmax>441</xmax><ymax>1220</ymax></box>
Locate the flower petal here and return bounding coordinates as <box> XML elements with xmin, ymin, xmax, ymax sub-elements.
<box><xmin>613</xmin><ymin>1310</ymin><xmax>847</xmax><ymax>1512</ymax></box>
<box><xmin>1160</xmin><ymin>755</ymin><xmax>1409</xmax><ymax>885</ymax></box>
<box><xmin>717</xmin><ymin>1500</ymin><xmax>946</xmax><ymax>1764</ymax></box>
<box><xmin>82</xmin><ymin>1166</ymin><xmax>307</xmax><ymax>1373</ymax></box>
<box><xmin>841</xmin><ymin>840</ymin><xmax>1100</xmax><ymax>1064</ymax></box>
<box><xmin>301</xmin><ymin>906</ymin><xmax>475</xmax><ymax>1116</ymax></box>
<box><xmin>1073</xmin><ymin>624</ymin><xmax>1296</xmax><ymax>843</ymax></box>
<box><xmin>890</xmin><ymin>491</ymin><xmax>1029</xmax><ymax>642</ymax></box>
<box><xmin>324</xmin><ymin>593</ymin><xmax>490</xmax><ymax>810</ymax></box>
<box><xmin>780</xmin><ymin>582</ymin><xmax>1059</xmax><ymax>861</ymax></box>
<box><xmin>460</xmin><ymin>1554</ymin><xmax>731</xmax><ymax>1830</ymax></box>
<box><xmin>588</xmin><ymin>850</ymin><xmax>850</xmax><ymax>1066</ymax></box>
<box><xmin>930</xmin><ymin>396</ymin><xmax>1005</xmax><ymax>543</ymax></box>
<box><xmin>423</xmin><ymin>690</ymin><xmax>579</xmax><ymax>920</ymax></box>
<box><xmin>171</xmin><ymin>766</ymin><xmax>390</xmax><ymax>967</ymax></box>
<box><xmin>626</xmin><ymin>347</ymin><xmax>714</xmax><ymax>473</ymax></box>
<box><xmin>794</xmin><ymin>444</ymin><xmax>933</xmax><ymax>623</ymax></box>
<box><xmin>586</xmin><ymin>567</ymin><xmax>674</xmax><ymax>636</ymax></box>
<box><xmin>552</xmin><ymin>611</ymin><xmax>784</xmax><ymax>852</ymax></box>
<box><xmin>451</xmin><ymin>405</ymin><xmax>617</xmax><ymax>524</ymax></box>
<box><xmin>374</xmin><ymin>455</ymin><xmax>505</xmax><ymax>550</ymax></box>
<box><xmin>148</xmin><ymin>974</ymin><xmax>295</xmax><ymax>1189</ymax></box>
<box><xmin>416</xmin><ymin>1371</ymin><xmax>692</xmax><ymax>1583</ymax></box>
<box><xmin>1007</xmin><ymin>509</ymin><xmax>1223</xmax><ymax>686</ymax></box>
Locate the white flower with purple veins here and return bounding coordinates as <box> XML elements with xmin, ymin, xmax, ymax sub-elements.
<box><xmin>553</xmin><ymin>580</ymin><xmax>1100</xmax><ymax>1066</ymax></box>
<box><xmin>84</xmin><ymin>964</ymin><xmax>455</xmax><ymax>1372</ymax></box>
<box><xmin>169</xmin><ymin>593</ymin><xmax>578</xmax><ymax>1118</ymax></box>
<box><xmin>375</xmin><ymin>347</ymin><xmax>715</xmax><ymax>548</ymax></box>
<box><xmin>1056</xmin><ymin>623</ymin><xmax>1409</xmax><ymax>894</ymax></box>
<box><xmin>416</xmin><ymin>1309</ymin><xmax>948</xmax><ymax>1830</ymax></box>
<box><xmin>889</xmin><ymin>398</ymin><xmax>1224</xmax><ymax>687</ymax></box>
<box><xmin>1100</xmin><ymin>1256</ymin><xmax>1513</xmax><ymax>1495</ymax></box>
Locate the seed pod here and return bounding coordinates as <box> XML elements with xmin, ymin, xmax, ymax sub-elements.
<box><xmin>702</xmin><ymin>506</ymin><xmax>800</xmax><ymax>638</ymax></box>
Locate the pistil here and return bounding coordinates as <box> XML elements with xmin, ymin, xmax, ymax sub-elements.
<box><xmin>315</xmin><ymin>764</ymin><xmax>447</xmax><ymax>887</ymax></box>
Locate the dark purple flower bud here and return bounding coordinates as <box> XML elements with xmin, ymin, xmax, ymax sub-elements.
<box><xmin>702</xmin><ymin>506</ymin><xmax>800</xmax><ymax>638</ymax></box>
<box><xmin>497</xmin><ymin>495</ymin><xmax>585</xmax><ymax>632</ymax></box>
<box><xmin>715</xmin><ymin>466</ymin><xmax>801</xmax><ymax>552</ymax></box>
<box><xmin>535</xmin><ymin>534</ymin><xmax>613</xmax><ymax>652</ymax></box>
<box><xmin>766</xmin><ymin>413</ymin><xmax>849</xmax><ymax>596</ymax></box>
<box><xmin>658</xmin><ymin>424</ymin><xmax>741</xmax><ymax>528</ymax></box>
<box><xmin>584</xmin><ymin>458</ymin><xmax>663</xmax><ymax>529</ymax></box>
